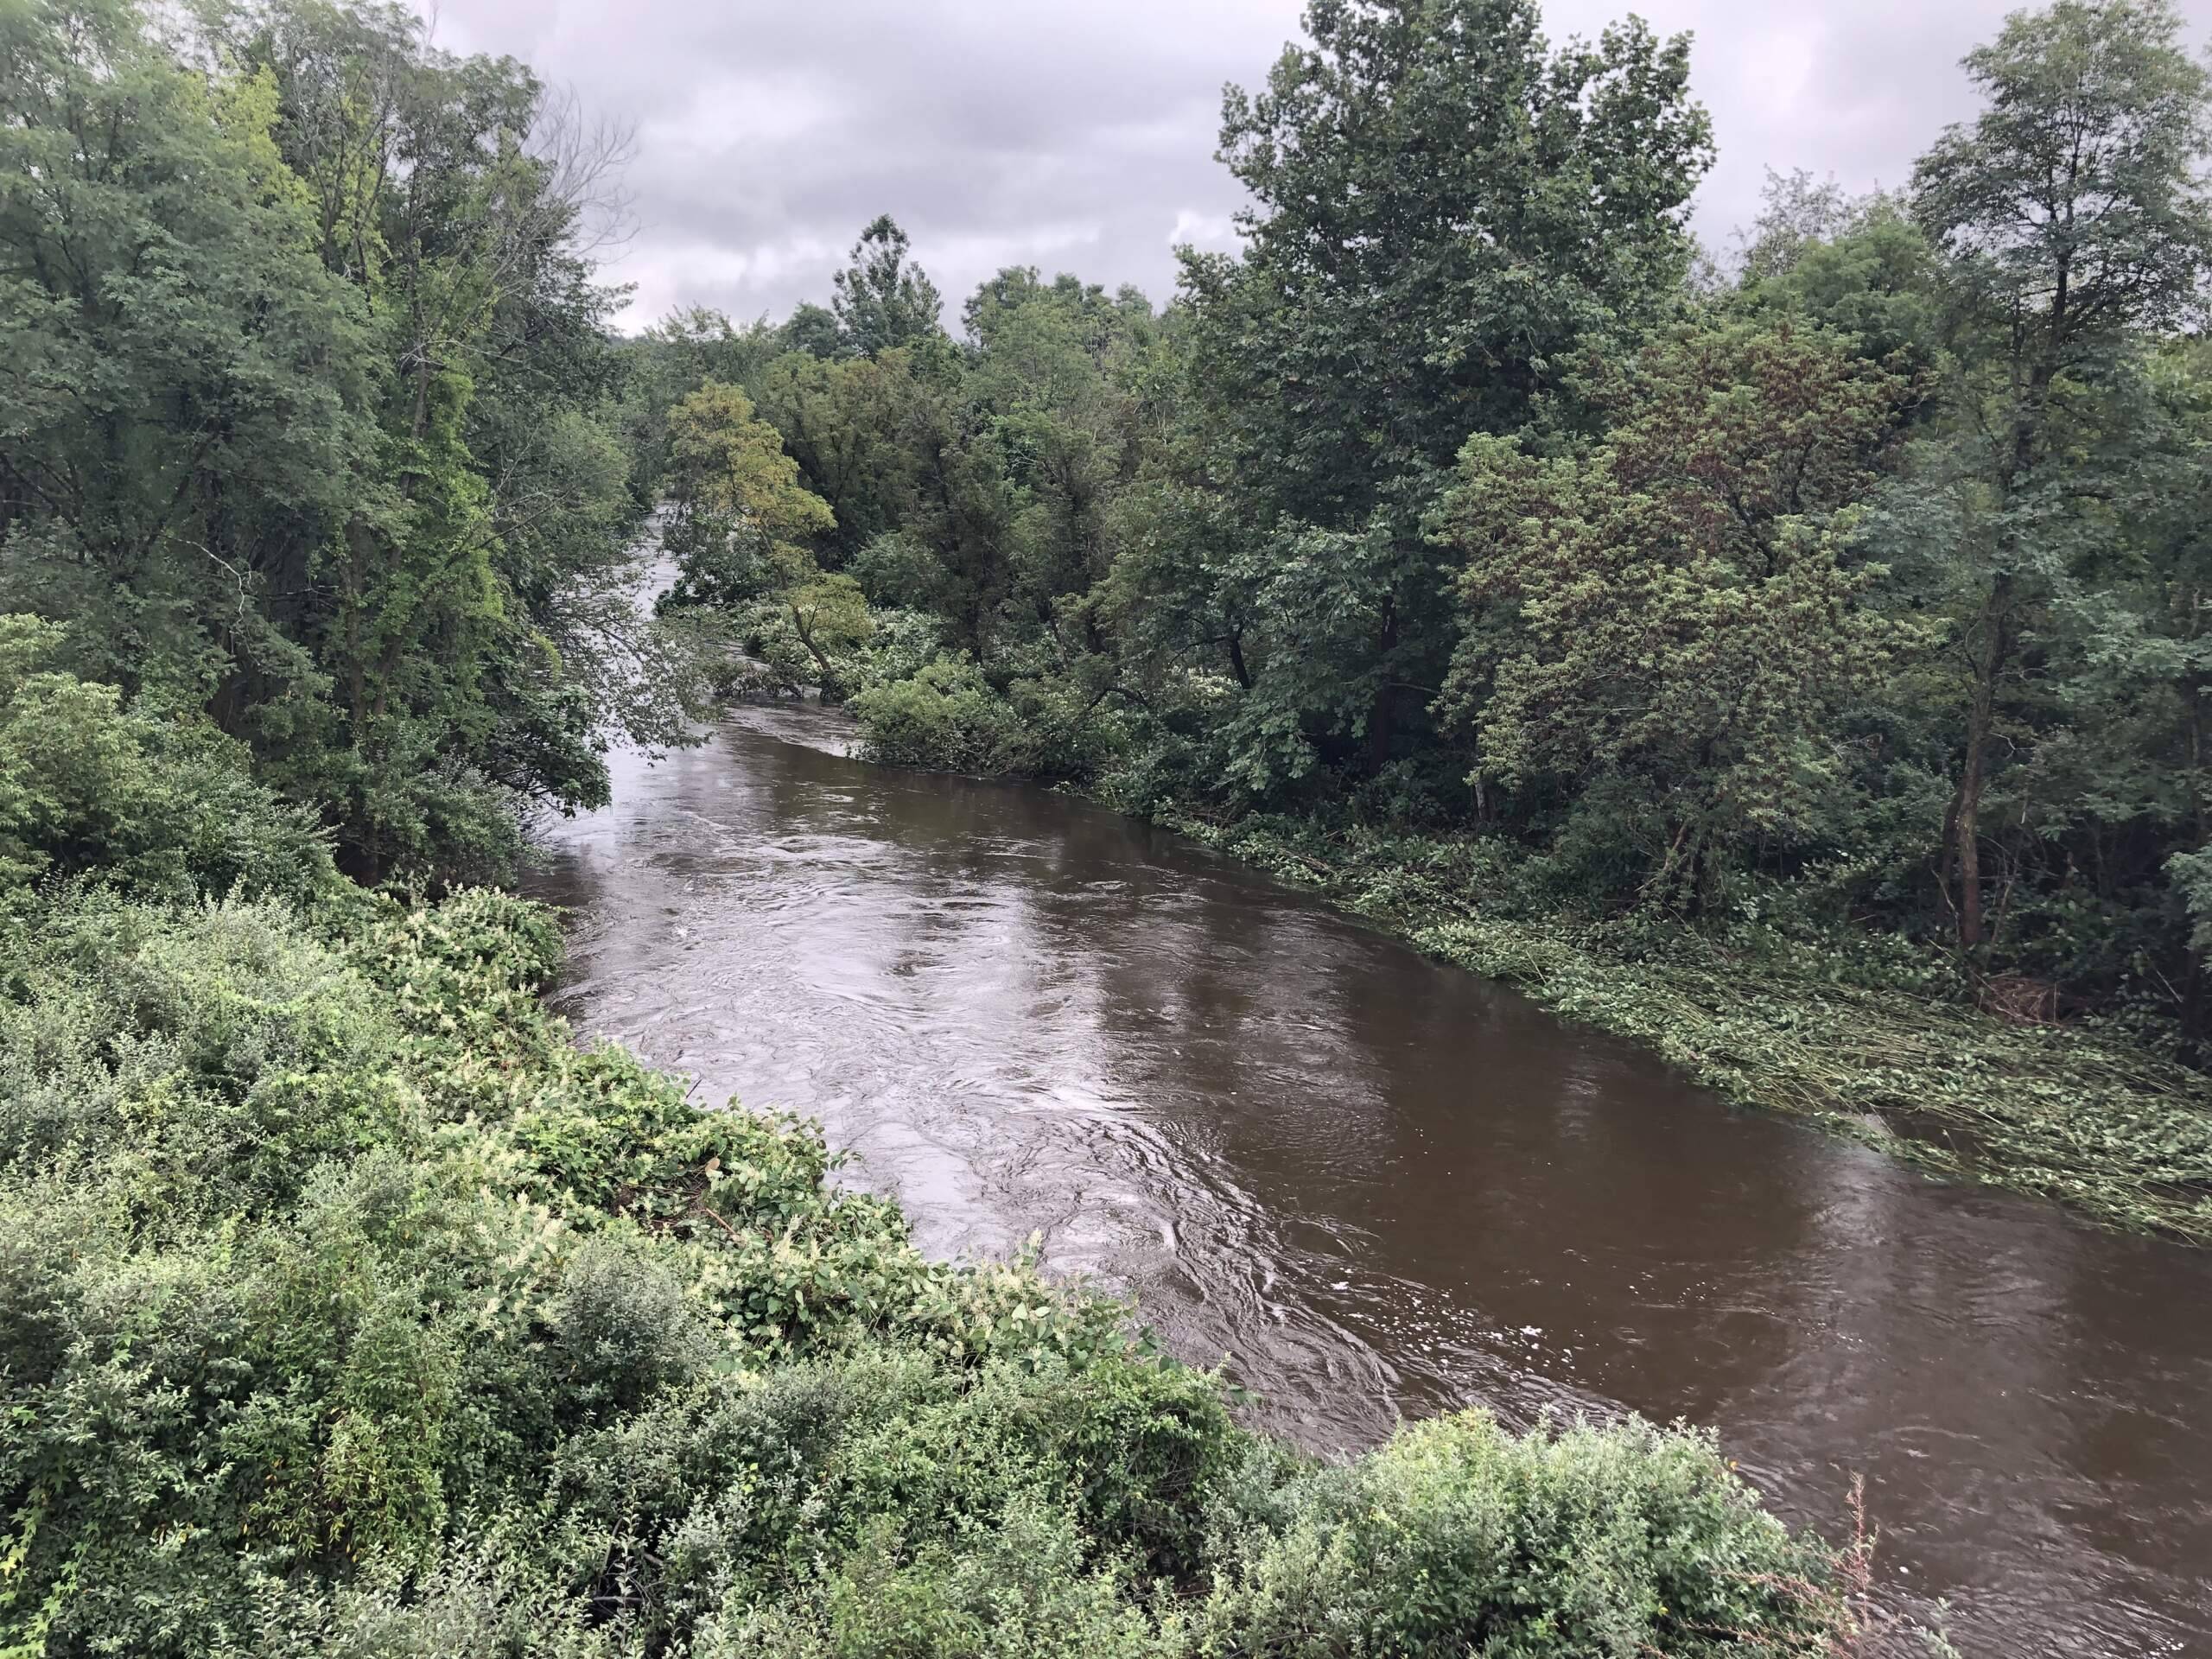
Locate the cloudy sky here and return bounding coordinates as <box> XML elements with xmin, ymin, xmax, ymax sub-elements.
<box><xmin>423</xmin><ymin>0</ymin><xmax>2212</xmax><ymax>334</ymax></box>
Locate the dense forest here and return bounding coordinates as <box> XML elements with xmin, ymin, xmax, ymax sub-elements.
<box><xmin>0</xmin><ymin>0</ymin><xmax>2205</xmax><ymax>1648</ymax></box>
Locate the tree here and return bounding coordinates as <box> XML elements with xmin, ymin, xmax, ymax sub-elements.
<box><xmin>756</xmin><ymin>347</ymin><xmax>928</xmax><ymax>560</ymax></box>
<box><xmin>1909</xmin><ymin>0</ymin><xmax>2212</xmax><ymax>948</ymax></box>
<box><xmin>779</xmin><ymin>571</ymin><xmax>873</xmax><ymax>696</ymax></box>
<box><xmin>3</xmin><ymin>0</ymin><xmax>687</xmax><ymax>881</ymax></box>
<box><xmin>1170</xmin><ymin>0</ymin><xmax>1713</xmax><ymax>792</ymax></box>
<box><xmin>1737</xmin><ymin>175</ymin><xmax>1943</xmax><ymax>372</ymax></box>
<box><xmin>778</xmin><ymin>300</ymin><xmax>846</xmax><ymax>360</ymax></box>
<box><xmin>963</xmin><ymin>270</ymin><xmax>1158</xmax><ymax>626</ymax></box>
<box><xmin>659</xmin><ymin>381</ymin><xmax>836</xmax><ymax>609</ymax></box>
<box><xmin>620</xmin><ymin>305</ymin><xmax>782</xmax><ymax>505</ymax></box>
<box><xmin>0</xmin><ymin>0</ymin><xmax>373</xmax><ymax>708</ymax></box>
<box><xmin>831</xmin><ymin>214</ymin><xmax>944</xmax><ymax>358</ymax></box>
<box><xmin>1187</xmin><ymin>0</ymin><xmax>1712</xmax><ymax>521</ymax></box>
<box><xmin>1436</xmin><ymin>320</ymin><xmax>1917</xmax><ymax>903</ymax></box>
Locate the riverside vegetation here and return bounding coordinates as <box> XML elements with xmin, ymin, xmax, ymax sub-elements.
<box><xmin>637</xmin><ymin>0</ymin><xmax>2212</xmax><ymax>1243</ymax></box>
<box><xmin>0</xmin><ymin>0</ymin><xmax>1910</xmax><ymax>1652</ymax></box>
<box><xmin>0</xmin><ymin>652</ymin><xmax>1869</xmax><ymax>1655</ymax></box>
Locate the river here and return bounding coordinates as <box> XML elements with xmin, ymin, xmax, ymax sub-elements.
<box><xmin>524</xmin><ymin>706</ymin><xmax>2212</xmax><ymax>1657</ymax></box>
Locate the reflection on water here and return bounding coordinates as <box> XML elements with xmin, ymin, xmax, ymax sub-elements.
<box><xmin>525</xmin><ymin>708</ymin><xmax>2212</xmax><ymax>1658</ymax></box>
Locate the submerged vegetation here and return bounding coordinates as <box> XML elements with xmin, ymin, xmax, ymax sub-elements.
<box><xmin>629</xmin><ymin>0</ymin><xmax>2212</xmax><ymax>1236</ymax></box>
<box><xmin>1160</xmin><ymin>811</ymin><xmax>2212</xmax><ymax>1241</ymax></box>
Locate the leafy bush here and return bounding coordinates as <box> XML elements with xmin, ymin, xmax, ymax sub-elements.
<box><xmin>848</xmin><ymin>605</ymin><xmax>948</xmax><ymax>695</ymax></box>
<box><xmin>0</xmin><ymin>614</ymin><xmax>337</xmax><ymax>905</ymax></box>
<box><xmin>852</xmin><ymin>659</ymin><xmax>1039</xmax><ymax>775</ymax></box>
<box><xmin>1198</xmin><ymin>1413</ymin><xmax>1840</xmax><ymax>1657</ymax></box>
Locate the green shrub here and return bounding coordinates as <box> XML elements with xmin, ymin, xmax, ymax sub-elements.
<box><xmin>849</xmin><ymin>606</ymin><xmax>949</xmax><ymax>696</ymax></box>
<box><xmin>1198</xmin><ymin>1413</ymin><xmax>1842</xmax><ymax>1657</ymax></box>
<box><xmin>852</xmin><ymin>659</ymin><xmax>1039</xmax><ymax>775</ymax></box>
<box><xmin>0</xmin><ymin>614</ymin><xmax>338</xmax><ymax>906</ymax></box>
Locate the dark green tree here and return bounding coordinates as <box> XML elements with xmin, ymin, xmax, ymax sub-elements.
<box><xmin>1908</xmin><ymin>0</ymin><xmax>2212</xmax><ymax>949</ymax></box>
<box><xmin>0</xmin><ymin>0</ymin><xmax>373</xmax><ymax>711</ymax></box>
<box><xmin>832</xmin><ymin>214</ymin><xmax>944</xmax><ymax>359</ymax></box>
<box><xmin>1169</xmin><ymin>0</ymin><xmax>1714</xmax><ymax>792</ymax></box>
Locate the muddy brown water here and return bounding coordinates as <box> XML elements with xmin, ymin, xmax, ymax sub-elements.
<box><xmin>525</xmin><ymin>706</ymin><xmax>2212</xmax><ymax>1657</ymax></box>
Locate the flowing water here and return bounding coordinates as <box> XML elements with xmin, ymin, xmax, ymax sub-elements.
<box><xmin>525</xmin><ymin>706</ymin><xmax>2212</xmax><ymax>1657</ymax></box>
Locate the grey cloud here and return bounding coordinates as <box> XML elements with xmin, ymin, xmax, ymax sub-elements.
<box><xmin>427</xmin><ymin>0</ymin><xmax>2212</xmax><ymax>332</ymax></box>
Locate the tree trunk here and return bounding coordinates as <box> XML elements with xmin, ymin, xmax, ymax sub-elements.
<box><xmin>1951</xmin><ymin>575</ymin><xmax>2012</xmax><ymax>951</ymax></box>
<box><xmin>1366</xmin><ymin>600</ymin><xmax>1400</xmax><ymax>772</ymax></box>
<box><xmin>1226</xmin><ymin>632</ymin><xmax>1251</xmax><ymax>690</ymax></box>
<box><xmin>2183</xmin><ymin>656</ymin><xmax>2209</xmax><ymax>1044</ymax></box>
<box><xmin>1955</xmin><ymin>712</ymin><xmax>1986</xmax><ymax>950</ymax></box>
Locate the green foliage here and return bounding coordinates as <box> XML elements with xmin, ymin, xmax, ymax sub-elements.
<box><xmin>659</xmin><ymin>380</ymin><xmax>839</xmax><ymax>611</ymax></box>
<box><xmin>1188</xmin><ymin>0</ymin><xmax>1713</xmax><ymax>518</ymax></box>
<box><xmin>0</xmin><ymin>616</ymin><xmax>335</xmax><ymax>903</ymax></box>
<box><xmin>1738</xmin><ymin>175</ymin><xmax>1943</xmax><ymax>369</ymax></box>
<box><xmin>832</xmin><ymin>215</ymin><xmax>948</xmax><ymax>359</ymax></box>
<box><xmin>853</xmin><ymin>660</ymin><xmax>1039</xmax><ymax>775</ymax></box>
<box><xmin>0</xmin><ymin>0</ymin><xmax>371</xmax><ymax>702</ymax></box>
<box><xmin>1</xmin><ymin>0</ymin><xmax>695</xmax><ymax>886</ymax></box>
<box><xmin>1197</xmin><ymin>1412</ymin><xmax>1842</xmax><ymax>1658</ymax></box>
<box><xmin>1893</xmin><ymin>0</ymin><xmax>2212</xmax><ymax>957</ymax></box>
<box><xmin>0</xmin><ymin>885</ymin><xmax>1849</xmax><ymax>1657</ymax></box>
<box><xmin>1133</xmin><ymin>0</ymin><xmax>1714</xmax><ymax>795</ymax></box>
<box><xmin>1436</xmin><ymin>319</ymin><xmax>1921</xmax><ymax>905</ymax></box>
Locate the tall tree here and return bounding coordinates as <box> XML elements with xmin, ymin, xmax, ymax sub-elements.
<box><xmin>1910</xmin><ymin>0</ymin><xmax>2212</xmax><ymax>948</ymax></box>
<box><xmin>0</xmin><ymin>0</ymin><xmax>373</xmax><ymax>709</ymax></box>
<box><xmin>3</xmin><ymin>0</ymin><xmax>673</xmax><ymax>881</ymax></box>
<box><xmin>831</xmin><ymin>214</ymin><xmax>944</xmax><ymax>359</ymax></box>
<box><xmin>1172</xmin><ymin>0</ymin><xmax>1713</xmax><ymax>791</ymax></box>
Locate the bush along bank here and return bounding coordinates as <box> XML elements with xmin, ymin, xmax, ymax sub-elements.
<box><xmin>0</xmin><ymin>882</ymin><xmax>1878</xmax><ymax>1658</ymax></box>
<box><xmin>1147</xmin><ymin>810</ymin><xmax>2212</xmax><ymax>1245</ymax></box>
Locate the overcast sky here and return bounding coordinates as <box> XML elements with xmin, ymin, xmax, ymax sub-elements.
<box><xmin>423</xmin><ymin>0</ymin><xmax>2212</xmax><ymax>334</ymax></box>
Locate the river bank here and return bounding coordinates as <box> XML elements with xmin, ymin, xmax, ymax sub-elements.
<box><xmin>834</xmin><ymin>671</ymin><xmax>2212</xmax><ymax>1243</ymax></box>
<box><xmin>1133</xmin><ymin>808</ymin><xmax>2212</xmax><ymax>1244</ymax></box>
<box><xmin>531</xmin><ymin>714</ymin><xmax>2212</xmax><ymax>1653</ymax></box>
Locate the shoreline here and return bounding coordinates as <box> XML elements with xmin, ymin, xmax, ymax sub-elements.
<box><xmin>1142</xmin><ymin>807</ymin><xmax>2212</xmax><ymax>1245</ymax></box>
<box><xmin>716</xmin><ymin>695</ymin><xmax>2212</xmax><ymax>1242</ymax></box>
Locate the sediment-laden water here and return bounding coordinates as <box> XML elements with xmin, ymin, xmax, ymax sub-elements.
<box><xmin>527</xmin><ymin>707</ymin><xmax>2212</xmax><ymax>1657</ymax></box>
